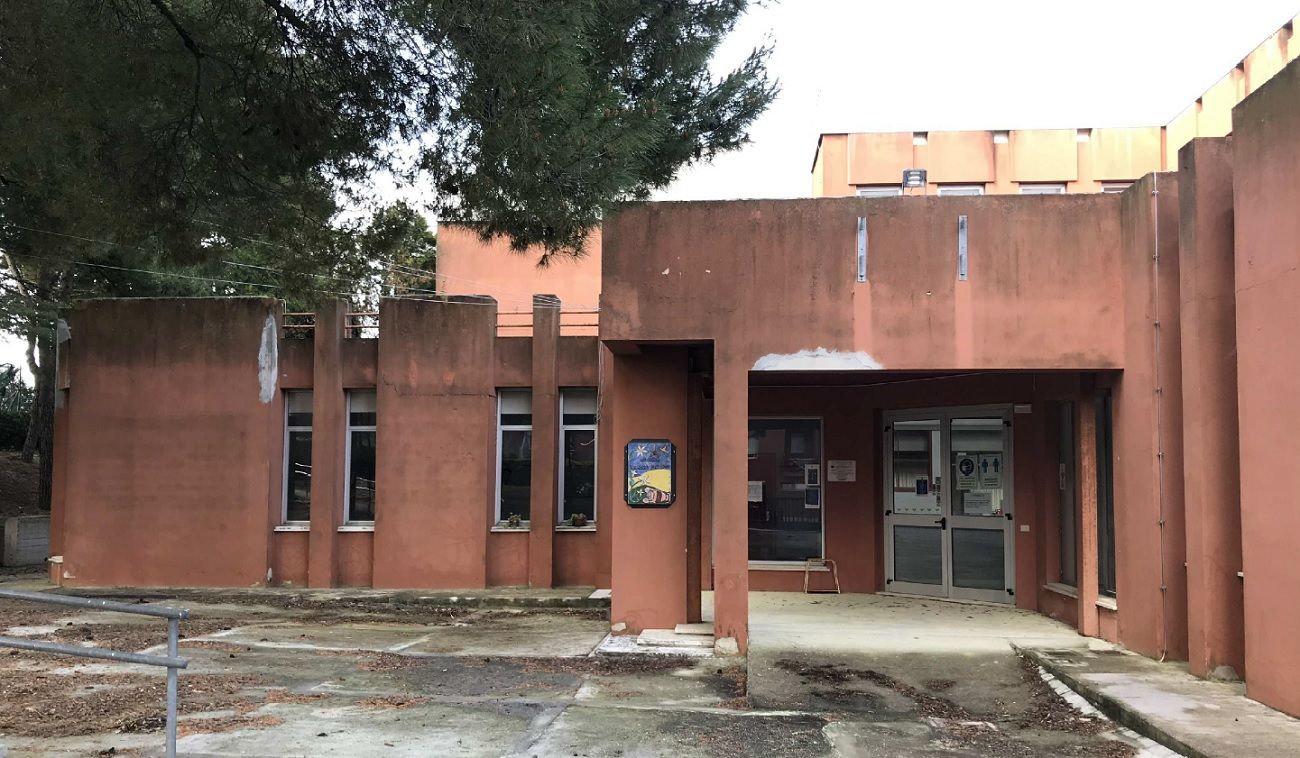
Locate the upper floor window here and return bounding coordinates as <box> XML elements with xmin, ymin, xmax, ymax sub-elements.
<box><xmin>283</xmin><ymin>391</ymin><xmax>312</xmax><ymax>523</ymax></box>
<box><xmin>856</xmin><ymin>186</ymin><xmax>902</xmax><ymax>198</ymax></box>
<box><xmin>938</xmin><ymin>185</ymin><xmax>984</xmax><ymax>196</ymax></box>
<box><xmin>497</xmin><ymin>390</ymin><xmax>532</xmax><ymax>524</ymax></box>
<box><xmin>560</xmin><ymin>390</ymin><xmax>597</xmax><ymax>525</ymax></box>
<box><xmin>346</xmin><ymin>390</ymin><xmax>377</xmax><ymax>523</ymax></box>
<box><xmin>1101</xmin><ymin>182</ymin><xmax>1132</xmax><ymax>194</ymax></box>
<box><xmin>1020</xmin><ymin>183</ymin><xmax>1066</xmax><ymax>195</ymax></box>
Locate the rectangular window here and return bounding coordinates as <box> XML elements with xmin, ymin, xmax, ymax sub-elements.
<box><xmin>346</xmin><ymin>390</ymin><xmax>377</xmax><ymax>523</ymax></box>
<box><xmin>938</xmin><ymin>184</ymin><xmax>984</xmax><ymax>196</ymax></box>
<box><xmin>283</xmin><ymin>391</ymin><xmax>312</xmax><ymax>523</ymax></box>
<box><xmin>497</xmin><ymin>390</ymin><xmax>532</xmax><ymax>524</ymax></box>
<box><xmin>1020</xmin><ymin>183</ymin><xmax>1066</xmax><ymax>195</ymax></box>
<box><xmin>1101</xmin><ymin>182</ymin><xmax>1132</xmax><ymax>194</ymax></box>
<box><xmin>560</xmin><ymin>389</ymin><xmax>597</xmax><ymax>524</ymax></box>
<box><xmin>856</xmin><ymin>186</ymin><xmax>902</xmax><ymax>198</ymax></box>
<box><xmin>748</xmin><ymin>418</ymin><xmax>823</xmax><ymax>562</ymax></box>
<box><xmin>1097</xmin><ymin>391</ymin><xmax>1117</xmax><ymax>596</ymax></box>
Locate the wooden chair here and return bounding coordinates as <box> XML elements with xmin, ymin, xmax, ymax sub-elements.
<box><xmin>803</xmin><ymin>558</ymin><xmax>841</xmax><ymax>594</ymax></box>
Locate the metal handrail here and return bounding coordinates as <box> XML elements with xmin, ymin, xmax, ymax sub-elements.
<box><xmin>0</xmin><ymin>588</ymin><xmax>190</xmax><ymax>758</ymax></box>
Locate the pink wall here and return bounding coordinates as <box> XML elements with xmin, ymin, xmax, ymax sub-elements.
<box><xmin>1231</xmin><ymin>57</ymin><xmax>1300</xmax><ymax>718</ymax></box>
<box><xmin>60</xmin><ymin>299</ymin><xmax>281</xmax><ymax>587</ymax></box>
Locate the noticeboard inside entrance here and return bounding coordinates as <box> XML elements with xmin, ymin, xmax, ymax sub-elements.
<box><xmin>625</xmin><ymin>439</ymin><xmax>676</xmax><ymax>507</ymax></box>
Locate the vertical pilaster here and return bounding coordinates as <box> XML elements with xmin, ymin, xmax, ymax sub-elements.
<box><xmin>529</xmin><ymin>295</ymin><xmax>559</xmax><ymax>588</ymax></box>
<box><xmin>712</xmin><ymin>349</ymin><xmax>748</xmax><ymax>652</ymax></box>
<box><xmin>1179</xmin><ymin>137</ymin><xmax>1244</xmax><ymax>679</ymax></box>
<box><xmin>308</xmin><ymin>301</ymin><xmax>346</xmax><ymax>588</ymax></box>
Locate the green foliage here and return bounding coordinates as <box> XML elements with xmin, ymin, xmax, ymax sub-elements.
<box><xmin>0</xmin><ymin>0</ymin><xmax>773</xmax><ymax>503</ymax></box>
<box><xmin>0</xmin><ymin>364</ymin><xmax>32</xmax><ymax>451</ymax></box>
<box><xmin>0</xmin><ymin>364</ymin><xmax>32</xmax><ymax>415</ymax></box>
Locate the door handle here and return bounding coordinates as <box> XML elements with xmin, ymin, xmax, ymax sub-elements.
<box><xmin>934</xmin><ymin>517</ymin><xmax>947</xmax><ymax>530</ymax></box>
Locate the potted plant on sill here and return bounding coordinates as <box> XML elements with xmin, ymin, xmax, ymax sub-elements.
<box><xmin>507</xmin><ymin>513</ymin><xmax>523</xmax><ymax>528</ymax></box>
<box><xmin>568</xmin><ymin>513</ymin><xmax>588</xmax><ymax>528</ymax></box>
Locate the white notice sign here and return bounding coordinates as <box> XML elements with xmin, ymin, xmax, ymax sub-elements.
<box><xmin>979</xmin><ymin>453</ymin><xmax>1003</xmax><ymax>489</ymax></box>
<box><xmin>963</xmin><ymin>490</ymin><xmax>995</xmax><ymax>516</ymax></box>
<box><xmin>827</xmin><ymin>460</ymin><xmax>856</xmax><ymax>482</ymax></box>
<box><xmin>955</xmin><ymin>453</ymin><xmax>979</xmax><ymax>489</ymax></box>
<box><xmin>747</xmin><ymin>481</ymin><xmax>764</xmax><ymax>503</ymax></box>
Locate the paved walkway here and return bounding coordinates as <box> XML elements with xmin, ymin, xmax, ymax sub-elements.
<box><xmin>1025</xmin><ymin>647</ymin><xmax>1300</xmax><ymax>758</ymax></box>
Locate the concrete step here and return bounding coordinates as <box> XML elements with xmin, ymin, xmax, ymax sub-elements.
<box><xmin>673</xmin><ymin>622</ymin><xmax>713</xmax><ymax>636</ymax></box>
<box><xmin>636</xmin><ymin>628</ymin><xmax>715</xmax><ymax>649</ymax></box>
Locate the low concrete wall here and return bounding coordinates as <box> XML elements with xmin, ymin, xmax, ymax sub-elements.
<box><xmin>3</xmin><ymin>515</ymin><xmax>50</xmax><ymax>566</ymax></box>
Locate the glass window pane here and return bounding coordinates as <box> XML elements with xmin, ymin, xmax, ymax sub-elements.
<box><xmin>562</xmin><ymin>429</ymin><xmax>595</xmax><ymax>522</ymax></box>
<box><xmin>1058</xmin><ymin>403</ymin><xmax>1078</xmax><ymax>586</ymax></box>
<box><xmin>349</xmin><ymin>390</ymin><xmax>377</xmax><ymax>427</ymax></box>
<box><xmin>952</xmin><ymin>528</ymin><xmax>1005</xmax><ymax>590</ymax></box>
<box><xmin>348</xmin><ymin>430</ymin><xmax>376</xmax><ymax>521</ymax></box>
<box><xmin>499</xmin><ymin>429</ymin><xmax>531</xmax><ymax>522</ymax></box>
<box><xmin>1097</xmin><ymin>392</ymin><xmax>1117</xmax><ymax>596</ymax></box>
<box><xmin>950</xmin><ymin>417</ymin><xmax>1005</xmax><ymax>517</ymax></box>
<box><xmin>892</xmin><ymin>420</ymin><xmax>941</xmax><ymax>515</ymax></box>
<box><xmin>748</xmin><ymin>419</ymin><xmax>822</xmax><ymax>561</ymax></box>
<box><xmin>894</xmin><ymin>526</ymin><xmax>942</xmax><ymax>585</ymax></box>
<box><xmin>285</xmin><ymin>430</ymin><xmax>312</xmax><ymax>522</ymax></box>
<box><xmin>286</xmin><ymin>390</ymin><xmax>312</xmax><ymax>427</ymax></box>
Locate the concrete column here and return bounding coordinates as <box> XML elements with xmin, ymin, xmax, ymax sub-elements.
<box><xmin>712</xmin><ymin>349</ymin><xmax>748</xmax><ymax>652</ymax></box>
<box><xmin>308</xmin><ymin>301</ymin><xmax>346</xmax><ymax>588</ymax></box>
<box><xmin>1076</xmin><ymin>392</ymin><xmax>1101</xmax><ymax>638</ymax></box>
<box><xmin>528</xmin><ymin>295</ymin><xmax>559</xmax><ymax>588</ymax></box>
<box><xmin>686</xmin><ymin>371</ymin><xmax>703</xmax><ymax>623</ymax></box>
<box><xmin>594</xmin><ymin>344</ymin><xmax>615</xmax><ymax>590</ymax></box>
<box><xmin>1178</xmin><ymin>137</ymin><xmax>1245</xmax><ymax>680</ymax></box>
<box><xmin>1114</xmin><ymin>172</ymin><xmax>1187</xmax><ymax>661</ymax></box>
<box><xmin>608</xmin><ymin>346</ymin><xmax>688</xmax><ymax>633</ymax></box>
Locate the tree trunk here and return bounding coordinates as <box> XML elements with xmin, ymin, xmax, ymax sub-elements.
<box><xmin>34</xmin><ymin>328</ymin><xmax>55</xmax><ymax>511</ymax></box>
<box><xmin>21</xmin><ymin>333</ymin><xmax>39</xmax><ymax>463</ymax></box>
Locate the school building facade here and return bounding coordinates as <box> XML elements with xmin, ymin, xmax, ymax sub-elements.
<box><xmin>48</xmin><ymin>31</ymin><xmax>1300</xmax><ymax>720</ymax></box>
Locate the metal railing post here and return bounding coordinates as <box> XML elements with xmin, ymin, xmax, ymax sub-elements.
<box><xmin>167</xmin><ymin>616</ymin><xmax>179</xmax><ymax>758</ymax></box>
<box><xmin>0</xmin><ymin>588</ymin><xmax>189</xmax><ymax>757</ymax></box>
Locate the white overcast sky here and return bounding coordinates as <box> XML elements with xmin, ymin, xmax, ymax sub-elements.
<box><xmin>3</xmin><ymin>1</ymin><xmax>1296</xmax><ymax>378</ymax></box>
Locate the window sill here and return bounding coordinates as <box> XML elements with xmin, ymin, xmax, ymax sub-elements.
<box><xmin>1043</xmin><ymin>582</ymin><xmax>1078</xmax><ymax>599</ymax></box>
<box><xmin>555</xmin><ymin>525</ymin><xmax>597</xmax><ymax>533</ymax></box>
<box><xmin>274</xmin><ymin>524</ymin><xmax>310</xmax><ymax>533</ymax></box>
<box><xmin>491</xmin><ymin>525</ymin><xmax>530</xmax><ymax>533</ymax></box>
<box><xmin>748</xmin><ymin>561</ymin><xmax>828</xmax><ymax>572</ymax></box>
<box><xmin>338</xmin><ymin>523</ymin><xmax>375</xmax><ymax>533</ymax></box>
<box><xmin>1096</xmin><ymin>596</ymin><xmax>1118</xmax><ymax>612</ymax></box>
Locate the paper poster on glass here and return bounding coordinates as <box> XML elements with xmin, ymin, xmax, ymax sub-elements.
<box><xmin>625</xmin><ymin>439</ymin><xmax>676</xmax><ymax>507</ymax></box>
<box><xmin>978</xmin><ymin>453</ymin><xmax>1003</xmax><ymax>489</ymax></box>
<box><xmin>955</xmin><ymin>453</ymin><xmax>979</xmax><ymax>489</ymax></box>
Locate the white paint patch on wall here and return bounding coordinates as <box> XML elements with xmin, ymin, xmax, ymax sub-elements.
<box><xmin>751</xmin><ymin>348</ymin><xmax>884</xmax><ymax>371</ymax></box>
<box><xmin>258</xmin><ymin>314</ymin><xmax>279</xmax><ymax>403</ymax></box>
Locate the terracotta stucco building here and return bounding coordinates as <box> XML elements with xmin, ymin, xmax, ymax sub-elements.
<box><xmin>50</xmin><ymin>18</ymin><xmax>1300</xmax><ymax>720</ymax></box>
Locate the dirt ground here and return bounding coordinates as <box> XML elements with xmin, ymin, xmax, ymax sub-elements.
<box><xmin>0</xmin><ymin>589</ymin><xmax>1153</xmax><ymax>757</ymax></box>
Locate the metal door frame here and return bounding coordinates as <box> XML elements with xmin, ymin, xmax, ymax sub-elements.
<box><xmin>883</xmin><ymin>405</ymin><xmax>1016</xmax><ymax>604</ymax></box>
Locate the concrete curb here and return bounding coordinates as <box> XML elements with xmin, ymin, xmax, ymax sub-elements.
<box><xmin>51</xmin><ymin>586</ymin><xmax>612</xmax><ymax>610</ymax></box>
<box><xmin>1017</xmin><ymin>647</ymin><xmax>1198</xmax><ymax>758</ymax></box>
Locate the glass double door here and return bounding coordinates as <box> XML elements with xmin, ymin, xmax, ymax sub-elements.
<box><xmin>884</xmin><ymin>407</ymin><xmax>1014</xmax><ymax>604</ymax></box>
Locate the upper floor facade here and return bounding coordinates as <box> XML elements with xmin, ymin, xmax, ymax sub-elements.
<box><xmin>812</xmin><ymin>12</ymin><xmax>1300</xmax><ymax>198</ymax></box>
